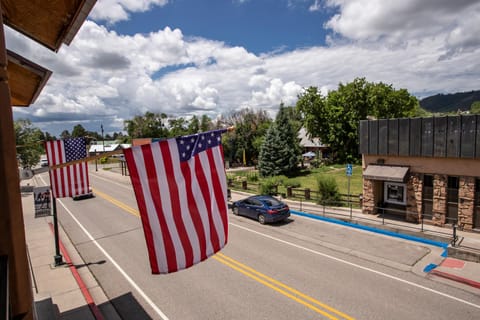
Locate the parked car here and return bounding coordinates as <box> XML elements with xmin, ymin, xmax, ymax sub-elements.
<box><xmin>40</xmin><ymin>158</ymin><xmax>49</xmax><ymax>167</ymax></box>
<box><xmin>231</xmin><ymin>195</ymin><xmax>290</xmax><ymax>224</ymax></box>
<box><xmin>72</xmin><ymin>187</ymin><xmax>94</xmax><ymax>201</ymax></box>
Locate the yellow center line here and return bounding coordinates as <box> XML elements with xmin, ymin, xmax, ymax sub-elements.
<box><xmin>91</xmin><ymin>187</ymin><xmax>140</xmax><ymax>217</ymax></box>
<box><xmin>93</xmin><ymin>188</ymin><xmax>354</xmax><ymax>319</ymax></box>
<box><xmin>215</xmin><ymin>253</ymin><xmax>354</xmax><ymax>320</ymax></box>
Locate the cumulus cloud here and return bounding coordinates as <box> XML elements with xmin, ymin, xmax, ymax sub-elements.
<box><xmin>90</xmin><ymin>0</ymin><xmax>169</xmax><ymax>24</ymax></box>
<box><xmin>324</xmin><ymin>0</ymin><xmax>480</xmax><ymax>52</ymax></box>
<box><xmin>7</xmin><ymin>0</ymin><xmax>480</xmax><ymax>136</ymax></box>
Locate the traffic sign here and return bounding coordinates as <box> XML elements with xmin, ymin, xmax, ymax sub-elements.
<box><xmin>346</xmin><ymin>164</ymin><xmax>353</xmax><ymax>176</ymax></box>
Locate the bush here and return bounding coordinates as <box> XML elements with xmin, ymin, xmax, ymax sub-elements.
<box><xmin>285</xmin><ymin>179</ymin><xmax>301</xmax><ymax>188</ymax></box>
<box><xmin>247</xmin><ymin>172</ymin><xmax>259</xmax><ymax>182</ymax></box>
<box><xmin>100</xmin><ymin>156</ymin><xmax>109</xmax><ymax>164</ymax></box>
<box><xmin>316</xmin><ymin>174</ymin><xmax>341</xmax><ymax>205</ymax></box>
<box><xmin>260</xmin><ymin>177</ymin><xmax>279</xmax><ymax>195</ymax></box>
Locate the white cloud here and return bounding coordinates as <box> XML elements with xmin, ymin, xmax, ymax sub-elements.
<box><xmin>90</xmin><ymin>0</ymin><xmax>169</xmax><ymax>24</ymax></box>
<box><xmin>7</xmin><ymin>0</ymin><xmax>480</xmax><ymax>136</ymax></box>
<box><xmin>324</xmin><ymin>0</ymin><xmax>480</xmax><ymax>51</ymax></box>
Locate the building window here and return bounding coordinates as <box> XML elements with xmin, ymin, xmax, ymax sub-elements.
<box><xmin>384</xmin><ymin>182</ymin><xmax>407</xmax><ymax>205</ymax></box>
<box><xmin>423</xmin><ymin>174</ymin><xmax>434</xmax><ymax>219</ymax></box>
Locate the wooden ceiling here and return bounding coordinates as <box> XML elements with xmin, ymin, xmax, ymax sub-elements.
<box><xmin>1</xmin><ymin>0</ymin><xmax>96</xmax><ymax>106</ymax></box>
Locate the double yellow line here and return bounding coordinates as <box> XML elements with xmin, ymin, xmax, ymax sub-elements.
<box><xmin>93</xmin><ymin>187</ymin><xmax>353</xmax><ymax>319</ymax></box>
<box><xmin>92</xmin><ymin>188</ymin><xmax>140</xmax><ymax>217</ymax></box>
<box><xmin>214</xmin><ymin>253</ymin><xmax>354</xmax><ymax>319</ymax></box>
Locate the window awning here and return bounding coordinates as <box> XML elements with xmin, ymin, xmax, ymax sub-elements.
<box><xmin>363</xmin><ymin>165</ymin><xmax>409</xmax><ymax>182</ymax></box>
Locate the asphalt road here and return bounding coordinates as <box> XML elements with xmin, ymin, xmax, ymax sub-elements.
<box><xmin>39</xmin><ymin>170</ymin><xmax>480</xmax><ymax>319</ymax></box>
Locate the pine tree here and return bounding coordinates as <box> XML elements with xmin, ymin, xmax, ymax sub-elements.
<box><xmin>258</xmin><ymin>104</ymin><xmax>301</xmax><ymax>177</ymax></box>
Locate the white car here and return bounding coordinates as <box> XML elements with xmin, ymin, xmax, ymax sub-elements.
<box><xmin>40</xmin><ymin>158</ymin><xmax>49</xmax><ymax>167</ymax></box>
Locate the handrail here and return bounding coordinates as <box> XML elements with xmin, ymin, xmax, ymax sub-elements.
<box><xmin>0</xmin><ymin>255</ymin><xmax>8</xmax><ymax>320</ymax></box>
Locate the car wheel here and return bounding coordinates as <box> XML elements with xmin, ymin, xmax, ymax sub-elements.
<box><xmin>233</xmin><ymin>207</ymin><xmax>239</xmax><ymax>215</ymax></box>
<box><xmin>258</xmin><ymin>214</ymin><xmax>266</xmax><ymax>224</ymax></box>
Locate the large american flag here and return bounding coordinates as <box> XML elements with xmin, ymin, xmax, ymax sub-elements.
<box><xmin>124</xmin><ymin>129</ymin><xmax>229</xmax><ymax>274</ymax></box>
<box><xmin>45</xmin><ymin>138</ymin><xmax>90</xmax><ymax>198</ymax></box>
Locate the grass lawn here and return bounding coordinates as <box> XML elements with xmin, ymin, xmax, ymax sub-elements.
<box><xmin>226</xmin><ymin>163</ymin><xmax>363</xmax><ymax>196</ymax></box>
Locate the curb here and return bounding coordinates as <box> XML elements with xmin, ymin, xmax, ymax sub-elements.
<box><xmin>429</xmin><ymin>270</ymin><xmax>480</xmax><ymax>289</ymax></box>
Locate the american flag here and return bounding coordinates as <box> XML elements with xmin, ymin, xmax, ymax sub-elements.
<box><xmin>124</xmin><ymin>129</ymin><xmax>229</xmax><ymax>274</ymax></box>
<box><xmin>45</xmin><ymin>138</ymin><xmax>90</xmax><ymax>198</ymax></box>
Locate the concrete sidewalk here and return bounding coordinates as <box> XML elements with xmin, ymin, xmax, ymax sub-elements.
<box><xmin>21</xmin><ymin>175</ymin><xmax>120</xmax><ymax>320</ymax></box>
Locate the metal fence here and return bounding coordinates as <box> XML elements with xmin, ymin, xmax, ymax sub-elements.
<box><xmin>228</xmin><ymin>179</ymin><xmax>460</xmax><ymax>245</ymax></box>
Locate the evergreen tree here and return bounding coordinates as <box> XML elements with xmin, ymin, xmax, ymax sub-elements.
<box><xmin>258</xmin><ymin>104</ymin><xmax>301</xmax><ymax>176</ymax></box>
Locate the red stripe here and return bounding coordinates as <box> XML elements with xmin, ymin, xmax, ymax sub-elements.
<box><xmin>142</xmin><ymin>143</ymin><xmax>178</xmax><ymax>273</ymax></box>
<box><xmin>160</xmin><ymin>141</ymin><xmax>194</xmax><ymax>269</ymax></box>
<box><xmin>194</xmin><ymin>155</ymin><xmax>220</xmax><ymax>253</ymax></box>
<box><xmin>180</xmin><ymin>162</ymin><xmax>208</xmax><ymax>261</ymax></box>
<box><xmin>206</xmin><ymin>147</ymin><xmax>229</xmax><ymax>244</ymax></box>
<box><xmin>430</xmin><ymin>270</ymin><xmax>480</xmax><ymax>289</ymax></box>
<box><xmin>124</xmin><ymin>147</ymin><xmax>160</xmax><ymax>274</ymax></box>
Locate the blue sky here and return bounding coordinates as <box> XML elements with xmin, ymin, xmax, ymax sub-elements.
<box><xmin>8</xmin><ymin>0</ymin><xmax>480</xmax><ymax>137</ymax></box>
<box><xmin>114</xmin><ymin>1</ymin><xmax>332</xmax><ymax>54</ymax></box>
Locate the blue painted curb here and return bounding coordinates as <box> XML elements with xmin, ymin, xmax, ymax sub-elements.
<box><xmin>290</xmin><ymin>210</ymin><xmax>449</xmax><ymax>249</ymax></box>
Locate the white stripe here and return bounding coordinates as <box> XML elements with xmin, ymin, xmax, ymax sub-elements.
<box><xmin>152</xmin><ymin>141</ymin><xmax>185</xmax><ymax>270</ymax></box>
<box><xmin>197</xmin><ymin>150</ymin><xmax>225</xmax><ymax>248</ymax></box>
<box><xmin>231</xmin><ymin>222</ymin><xmax>480</xmax><ymax>310</ymax></box>
<box><xmin>168</xmin><ymin>140</ymin><xmax>201</xmax><ymax>265</ymax></box>
<box><xmin>132</xmin><ymin>146</ymin><xmax>169</xmax><ymax>273</ymax></box>
<box><xmin>60</xmin><ymin>143</ymin><xmax>69</xmax><ymax>198</ymax></box>
<box><xmin>189</xmin><ymin>159</ymin><xmax>215</xmax><ymax>257</ymax></box>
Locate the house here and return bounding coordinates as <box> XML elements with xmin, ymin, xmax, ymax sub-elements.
<box><xmin>298</xmin><ymin>127</ymin><xmax>329</xmax><ymax>159</ymax></box>
<box><xmin>88</xmin><ymin>141</ymin><xmax>131</xmax><ymax>156</ymax></box>
<box><xmin>359</xmin><ymin>115</ymin><xmax>480</xmax><ymax>231</ymax></box>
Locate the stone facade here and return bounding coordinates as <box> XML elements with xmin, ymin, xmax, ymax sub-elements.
<box><xmin>458</xmin><ymin>176</ymin><xmax>475</xmax><ymax>230</ymax></box>
<box><xmin>362</xmin><ymin>179</ymin><xmax>375</xmax><ymax>215</ymax></box>
<box><xmin>432</xmin><ymin>174</ymin><xmax>447</xmax><ymax>225</ymax></box>
<box><xmin>362</xmin><ymin>169</ymin><xmax>478</xmax><ymax>230</ymax></box>
<box><xmin>406</xmin><ymin>173</ymin><xmax>422</xmax><ymax>223</ymax></box>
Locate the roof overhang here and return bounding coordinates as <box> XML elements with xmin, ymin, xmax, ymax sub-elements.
<box><xmin>363</xmin><ymin>165</ymin><xmax>409</xmax><ymax>183</ymax></box>
<box><xmin>7</xmin><ymin>49</ymin><xmax>51</xmax><ymax>106</ymax></box>
<box><xmin>1</xmin><ymin>0</ymin><xmax>96</xmax><ymax>52</ymax></box>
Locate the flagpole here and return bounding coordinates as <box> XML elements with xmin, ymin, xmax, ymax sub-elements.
<box><xmin>51</xmin><ymin>196</ymin><xmax>63</xmax><ymax>266</ymax></box>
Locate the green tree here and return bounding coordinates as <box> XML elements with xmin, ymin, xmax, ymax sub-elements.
<box><xmin>200</xmin><ymin>115</ymin><xmax>212</xmax><ymax>132</ymax></box>
<box><xmin>14</xmin><ymin>119</ymin><xmax>44</xmax><ymax>168</ymax></box>
<box><xmin>222</xmin><ymin>108</ymin><xmax>272</xmax><ymax>166</ymax></box>
<box><xmin>124</xmin><ymin>112</ymin><xmax>168</xmax><ymax>138</ymax></box>
<box><xmin>187</xmin><ymin>115</ymin><xmax>200</xmax><ymax>134</ymax></box>
<box><xmin>60</xmin><ymin>130</ymin><xmax>71</xmax><ymax>139</ymax></box>
<box><xmin>71</xmin><ymin>124</ymin><xmax>87</xmax><ymax>137</ymax></box>
<box><xmin>297</xmin><ymin>78</ymin><xmax>419</xmax><ymax>163</ymax></box>
<box><xmin>258</xmin><ymin>104</ymin><xmax>300</xmax><ymax>177</ymax></box>
<box><xmin>470</xmin><ymin>101</ymin><xmax>480</xmax><ymax>114</ymax></box>
<box><xmin>168</xmin><ymin>117</ymin><xmax>188</xmax><ymax>137</ymax></box>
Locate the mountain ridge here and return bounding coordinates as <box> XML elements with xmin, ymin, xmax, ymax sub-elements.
<box><xmin>419</xmin><ymin>90</ymin><xmax>480</xmax><ymax>113</ymax></box>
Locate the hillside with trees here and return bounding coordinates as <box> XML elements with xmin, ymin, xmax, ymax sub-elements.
<box><xmin>419</xmin><ymin>90</ymin><xmax>480</xmax><ymax>113</ymax></box>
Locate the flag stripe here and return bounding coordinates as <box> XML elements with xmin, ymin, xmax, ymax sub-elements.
<box><xmin>124</xmin><ymin>146</ymin><xmax>162</xmax><ymax>274</ymax></box>
<box><xmin>124</xmin><ymin>129</ymin><xmax>228</xmax><ymax>274</ymax></box>
<box><xmin>144</xmin><ymin>143</ymin><xmax>181</xmax><ymax>272</ymax></box>
<box><xmin>45</xmin><ymin>138</ymin><xmax>89</xmax><ymax>198</ymax></box>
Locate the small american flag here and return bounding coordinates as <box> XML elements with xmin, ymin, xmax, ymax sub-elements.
<box><xmin>124</xmin><ymin>129</ymin><xmax>229</xmax><ymax>274</ymax></box>
<box><xmin>45</xmin><ymin>138</ymin><xmax>90</xmax><ymax>198</ymax></box>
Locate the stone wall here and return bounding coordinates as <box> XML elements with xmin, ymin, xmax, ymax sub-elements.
<box><xmin>432</xmin><ymin>174</ymin><xmax>447</xmax><ymax>225</ymax></box>
<box><xmin>406</xmin><ymin>173</ymin><xmax>422</xmax><ymax>223</ymax></box>
<box><xmin>362</xmin><ymin>179</ymin><xmax>375</xmax><ymax>215</ymax></box>
<box><xmin>458</xmin><ymin>176</ymin><xmax>475</xmax><ymax>230</ymax></box>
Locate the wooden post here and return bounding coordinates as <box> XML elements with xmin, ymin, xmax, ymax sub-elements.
<box><xmin>0</xmin><ymin>13</ymin><xmax>34</xmax><ymax>319</ymax></box>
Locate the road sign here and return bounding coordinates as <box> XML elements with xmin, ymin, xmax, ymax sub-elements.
<box><xmin>346</xmin><ymin>164</ymin><xmax>353</xmax><ymax>176</ymax></box>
